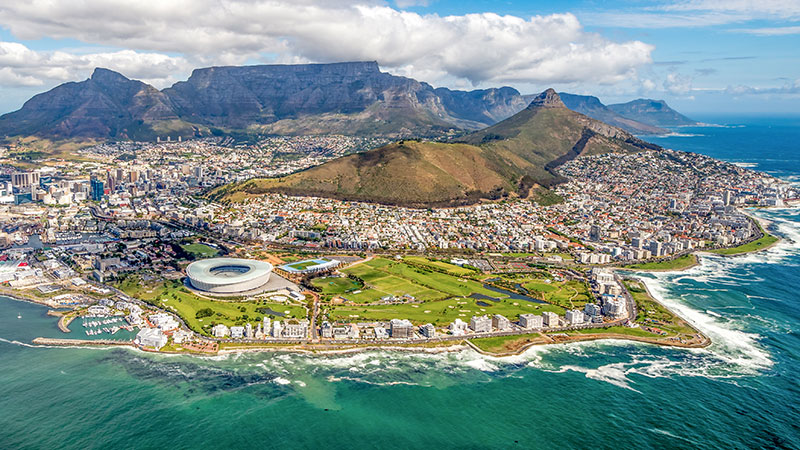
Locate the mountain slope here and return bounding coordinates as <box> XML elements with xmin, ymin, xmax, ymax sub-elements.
<box><xmin>608</xmin><ymin>99</ymin><xmax>698</xmax><ymax>127</ymax></box>
<box><xmin>559</xmin><ymin>93</ymin><xmax>667</xmax><ymax>135</ymax></box>
<box><xmin>0</xmin><ymin>68</ymin><xmax>199</xmax><ymax>140</ymax></box>
<box><xmin>210</xmin><ymin>89</ymin><xmax>660</xmax><ymax>207</ymax></box>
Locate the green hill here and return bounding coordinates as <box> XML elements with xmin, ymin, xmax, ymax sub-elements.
<box><xmin>210</xmin><ymin>89</ymin><xmax>660</xmax><ymax>207</ymax></box>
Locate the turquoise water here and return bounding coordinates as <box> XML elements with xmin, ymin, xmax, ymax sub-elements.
<box><xmin>2</xmin><ymin>117</ymin><xmax>800</xmax><ymax>449</ymax></box>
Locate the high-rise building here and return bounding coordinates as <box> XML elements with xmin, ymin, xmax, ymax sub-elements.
<box><xmin>419</xmin><ymin>323</ymin><xmax>436</xmax><ymax>338</ymax></box>
<box><xmin>723</xmin><ymin>190</ymin><xmax>733</xmax><ymax>206</ymax></box>
<box><xmin>542</xmin><ymin>311</ymin><xmax>560</xmax><ymax>328</ymax></box>
<box><xmin>649</xmin><ymin>241</ymin><xmax>663</xmax><ymax>257</ymax></box>
<box><xmin>492</xmin><ymin>314</ymin><xmax>511</xmax><ymax>331</ymax></box>
<box><xmin>469</xmin><ymin>315</ymin><xmax>492</xmax><ymax>333</ymax></box>
<box><xmin>12</xmin><ymin>172</ymin><xmax>39</xmax><ymax>189</ymax></box>
<box><xmin>565</xmin><ymin>310</ymin><xmax>585</xmax><ymax>326</ymax></box>
<box><xmin>390</xmin><ymin>318</ymin><xmax>414</xmax><ymax>339</ymax></box>
<box><xmin>90</xmin><ymin>177</ymin><xmax>105</xmax><ymax>201</ymax></box>
<box><xmin>519</xmin><ymin>313</ymin><xmax>543</xmax><ymax>329</ymax></box>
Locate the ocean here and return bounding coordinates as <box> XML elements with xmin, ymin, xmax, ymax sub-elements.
<box><xmin>1</xmin><ymin>116</ymin><xmax>799</xmax><ymax>449</ymax></box>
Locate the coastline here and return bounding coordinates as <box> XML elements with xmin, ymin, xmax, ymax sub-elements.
<box><xmin>13</xmin><ymin>209</ymin><xmax>792</xmax><ymax>358</ymax></box>
<box><xmin>4</xmin><ymin>280</ymin><xmax>714</xmax><ymax>358</ymax></box>
<box><xmin>623</xmin><ymin>208</ymin><xmax>785</xmax><ymax>274</ymax></box>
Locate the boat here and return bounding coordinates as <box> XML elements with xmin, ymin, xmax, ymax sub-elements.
<box><xmin>17</xmin><ymin>313</ymin><xmax>22</xmax><ymax>319</ymax></box>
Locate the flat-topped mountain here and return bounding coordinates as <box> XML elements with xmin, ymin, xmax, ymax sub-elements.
<box><xmin>210</xmin><ymin>89</ymin><xmax>660</xmax><ymax>208</ymax></box>
<box><xmin>608</xmin><ymin>99</ymin><xmax>698</xmax><ymax>127</ymax></box>
<box><xmin>0</xmin><ymin>62</ymin><xmax>697</xmax><ymax>143</ymax></box>
<box><xmin>0</xmin><ymin>62</ymin><xmax>532</xmax><ymax>141</ymax></box>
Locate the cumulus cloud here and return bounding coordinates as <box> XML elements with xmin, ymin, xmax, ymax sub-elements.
<box><xmin>0</xmin><ymin>1</ymin><xmax>653</xmax><ymax>88</ymax></box>
<box><xmin>0</xmin><ymin>42</ymin><xmax>192</xmax><ymax>89</ymax></box>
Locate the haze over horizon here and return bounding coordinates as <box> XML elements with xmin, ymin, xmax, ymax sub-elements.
<box><xmin>0</xmin><ymin>0</ymin><xmax>797</xmax><ymax>116</ymax></box>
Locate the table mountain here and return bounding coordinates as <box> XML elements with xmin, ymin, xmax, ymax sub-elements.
<box><xmin>0</xmin><ymin>62</ymin><xmax>698</xmax><ymax>143</ymax></box>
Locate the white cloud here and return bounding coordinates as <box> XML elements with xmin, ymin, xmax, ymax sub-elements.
<box><xmin>0</xmin><ymin>42</ymin><xmax>192</xmax><ymax>89</ymax></box>
<box><xmin>0</xmin><ymin>1</ymin><xmax>653</xmax><ymax>88</ymax></box>
<box><xmin>734</xmin><ymin>25</ymin><xmax>800</xmax><ymax>35</ymax></box>
<box><xmin>664</xmin><ymin>72</ymin><xmax>693</xmax><ymax>95</ymax></box>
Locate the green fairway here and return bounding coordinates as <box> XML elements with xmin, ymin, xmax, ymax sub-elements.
<box><xmin>117</xmin><ymin>275</ymin><xmax>307</xmax><ymax>336</ymax></box>
<box><xmin>494</xmin><ymin>273</ymin><xmax>592</xmax><ymax>309</ymax></box>
<box><xmin>342</xmin><ymin>257</ymin><xmax>506</xmax><ymax>303</ymax></box>
<box><xmin>327</xmin><ymin>296</ymin><xmax>564</xmax><ymax>325</ymax></box>
<box><xmin>624</xmin><ymin>253</ymin><xmax>698</xmax><ymax>271</ymax></box>
<box><xmin>311</xmin><ymin>276</ymin><xmax>362</xmax><ymax>296</ymax></box>
<box><xmin>180</xmin><ymin>243</ymin><xmax>219</xmax><ymax>258</ymax></box>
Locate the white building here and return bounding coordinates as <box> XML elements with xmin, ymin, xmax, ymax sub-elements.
<box><xmin>281</xmin><ymin>320</ymin><xmax>309</xmax><ymax>338</ymax></box>
<box><xmin>565</xmin><ymin>309</ymin><xmax>585</xmax><ymax>326</ymax></box>
<box><xmin>149</xmin><ymin>313</ymin><xmax>179</xmax><ymax>331</ymax></box>
<box><xmin>230</xmin><ymin>326</ymin><xmax>245</xmax><ymax>339</ymax></box>
<box><xmin>592</xmin><ymin>268</ymin><xmax>615</xmax><ymax>285</ymax></box>
<box><xmin>602</xmin><ymin>295</ymin><xmax>627</xmax><ymax>318</ymax></box>
<box><xmin>212</xmin><ymin>324</ymin><xmax>230</xmax><ymax>338</ymax></box>
<box><xmin>390</xmin><ymin>318</ymin><xmax>414</xmax><ymax>339</ymax></box>
<box><xmin>519</xmin><ymin>313</ymin><xmax>543</xmax><ymax>329</ymax></box>
<box><xmin>542</xmin><ymin>311</ymin><xmax>560</xmax><ymax>328</ymax></box>
<box><xmin>135</xmin><ymin>328</ymin><xmax>167</xmax><ymax>350</ymax></box>
<box><xmin>449</xmin><ymin>318</ymin><xmax>468</xmax><ymax>336</ymax></box>
<box><xmin>419</xmin><ymin>323</ymin><xmax>436</xmax><ymax>338</ymax></box>
<box><xmin>470</xmin><ymin>315</ymin><xmax>492</xmax><ymax>333</ymax></box>
<box><xmin>492</xmin><ymin>314</ymin><xmax>511</xmax><ymax>331</ymax></box>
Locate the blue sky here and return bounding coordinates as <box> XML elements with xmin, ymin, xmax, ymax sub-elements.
<box><xmin>0</xmin><ymin>0</ymin><xmax>797</xmax><ymax>116</ymax></box>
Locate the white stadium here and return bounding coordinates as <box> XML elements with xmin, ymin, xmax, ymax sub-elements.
<box><xmin>186</xmin><ymin>258</ymin><xmax>273</xmax><ymax>294</ymax></box>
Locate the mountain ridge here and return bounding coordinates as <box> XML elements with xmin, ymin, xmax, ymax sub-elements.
<box><xmin>0</xmin><ymin>63</ymin><xmax>696</xmax><ymax>143</ymax></box>
<box><xmin>210</xmin><ymin>89</ymin><xmax>661</xmax><ymax>208</ymax></box>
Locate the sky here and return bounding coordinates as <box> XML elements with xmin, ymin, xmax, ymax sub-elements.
<box><xmin>0</xmin><ymin>0</ymin><xmax>797</xmax><ymax>116</ymax></box>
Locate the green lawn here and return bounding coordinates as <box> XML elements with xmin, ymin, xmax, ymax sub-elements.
<box><xmin>327</xmin><ymin>296</ymin><xmax>564</xmax><ymax>325</ymax></box>
<box><xmin>180</xmin><ymin>243</ymin><xmax>219</xmax><ymax>258</ymax></box>
<box><xmin>342</xmin><ymin>258</ymin><xmax>505</xmax><ymax>303</ymax></box>
<box><xmin>624</xmin><ymin>280</ymin><xmax>698</xmax><ymax>337</ymax></box>
<box><xmin>311</xmin><ymin>276</ymin><xmax>362</xmax><ymax>296</ymax></box>
<box><xmin>563</xmin><ymin>326</ymin><xmax>662</xmax><ymax>338</ymax></box>
<box><xmin>624</xmin><ymin>253</ymin><xmax>697</xmax><ymax>271</ymax></box>
<box><xmin>707</xmin><ymin>233</ymin><xmax>778</xmax><ymax>255</ymax></box>
<box><xmin>287</xmin><ymin>258</ymin><xmax>331</xmax><ymax>270</ymax></box>
<box><xmin>117</xmin><ymin>275</ymin><xmax>307</xmax><ymax>336</ymax></box>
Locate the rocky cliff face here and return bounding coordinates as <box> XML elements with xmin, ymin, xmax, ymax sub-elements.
<box><xmin>162</xmin><ymin>61</ymin><xmax>523</xmax><ymax>133</ymax></box>
<box><xmin>0</xmin><ymin>62</ymin><xmax>696</xmax><ymax>141</ymax></box>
